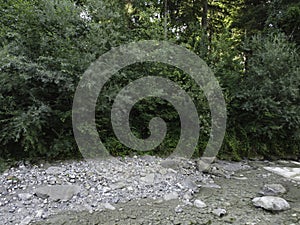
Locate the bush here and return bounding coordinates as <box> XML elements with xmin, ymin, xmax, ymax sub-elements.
<box><xmin>229</xmin><ymin>33</ymin><xmax>300</xmax><ymax>159</ymax></box>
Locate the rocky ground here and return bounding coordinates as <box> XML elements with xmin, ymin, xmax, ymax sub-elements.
<box><xmin>0</xmin><ymin>156</ymin><xmax>300</xmax><ymax>225</ymax></box>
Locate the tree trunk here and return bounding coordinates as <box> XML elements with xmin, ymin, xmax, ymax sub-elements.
<box><xmin>202</xmin><ymin>0</ymin><xmax>208</xmax><ymax>31</ymax></box>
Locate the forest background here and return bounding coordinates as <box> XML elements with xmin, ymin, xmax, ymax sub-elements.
<box><xmin>0</xmin><ymin>0</ymin><xmax>299</xmax><ymax>168</ymax></box>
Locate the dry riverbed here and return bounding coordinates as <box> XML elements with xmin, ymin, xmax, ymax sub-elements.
<box><xmin>1</xmin><ymin>157</ymin><xmax>300</xmax><ymax>225</ymax></box>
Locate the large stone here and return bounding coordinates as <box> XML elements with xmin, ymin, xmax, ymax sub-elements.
<box><xmin>259</xmin><ymin>184</ymin><xmax>286</xmax><ymax>196</ymax></box>
<box><xmin>34</xmin><ymin>185</ymin><xmax>81</xmax><ymax>201</ymax></box>
<box><xmin>252</xmin><ymin>196</ymin><xmax>290</xmax><ymax>211</ymax></box>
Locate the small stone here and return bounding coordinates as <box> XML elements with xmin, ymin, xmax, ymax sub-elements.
<box><xmin>252</xmin><ymin>196</ymin><xmax>290</xmax><ymax>211</ymax></box>
<box><xmin>194</xmin><ymin>199</ymin><xmax>207</xmax><ymax>208</ymax></box>
<box><xmin>164</xmin><ymin>192</ymin><xmax>179</xmax><ymax>201</ymax></box>
<box><xmin>212</xmin><ymin>208</ymin><xmax>227</xmax><ymax>217</ymax></box>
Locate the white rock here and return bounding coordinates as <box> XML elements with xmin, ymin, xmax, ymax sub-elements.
<box><xmin>252</xmin><ymin>196</ymin><xmax>290</xmax><ymax>211</ymax></box>
<box><xmin>194</xmin><ymin>199</ymin><xmax>207</xmax><ymax>208</ymax></box>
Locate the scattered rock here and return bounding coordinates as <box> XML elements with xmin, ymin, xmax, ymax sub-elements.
<box><xmin>252</xmin><ymin>196</ymin><xmax>290</xmax><ymax>211</ymax></box>
<box><xmin>259</xmin><ymin>184</ymin><xmax>286</xmax><ymax>196</ymax></box>
<box><xmin>1</xmin><ymin>156</ymin><xmax>298</xmax><ymax>225</ymax></box>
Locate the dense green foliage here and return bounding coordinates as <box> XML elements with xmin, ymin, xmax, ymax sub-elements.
<box><xmin>0</xmin><ymin>0</ymin><xmax>299</xmax><ymax>162</ymax></box>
